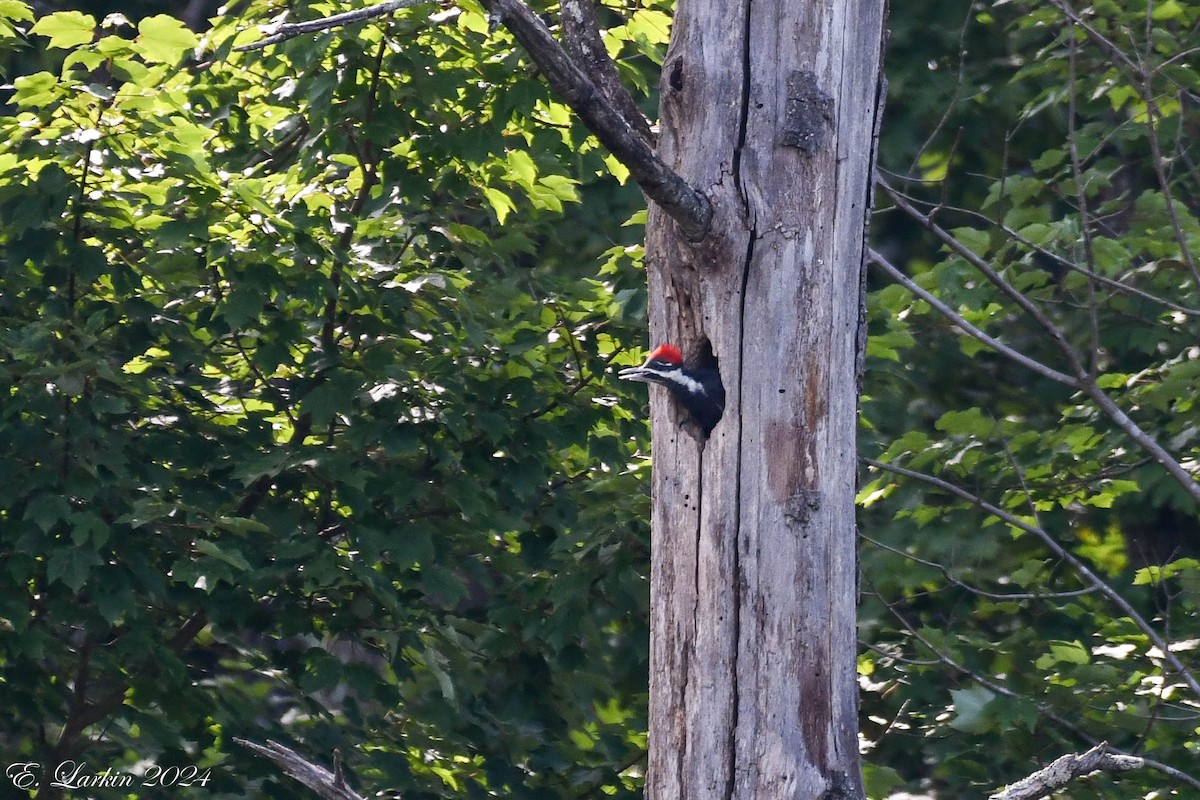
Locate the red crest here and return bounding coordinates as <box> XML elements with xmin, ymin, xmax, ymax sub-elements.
<box><xmin>648</xmin><ymin>344</ymin><xmax>683</xmax><ymax>364</ymax></box>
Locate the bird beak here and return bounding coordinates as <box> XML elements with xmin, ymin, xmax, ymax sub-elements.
<box><xmin>618</xmin><ymin>365</ymin><xmax>653</xmax><ymax>383</ymax></box>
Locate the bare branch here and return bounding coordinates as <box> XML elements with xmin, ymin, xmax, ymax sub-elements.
<box><xmin>1046</xmin><ymin>0</ymin><xmax>1141</xmax><ymax>74</ymax></box>
<box><xmin>879</xmin><ymin>179</ymin><xmax>1088</xmax><ymax>371</ymax></box>
<box><xmin>875</xmin><ymin>176</ymin><xmax>1200</xmax><ymax>315</ymax></box>
<box><xmin>880</xmin><ymin>180</ymin><xmax>1200</xmax><ymax>505</ymax></box>
<box><xmin>860</xmin><ymin>532</ymin><xmax>1097</xmax><ymax>601</ymax></box>
<box><xmin>38</xmin><ymin>611</ymin><xmax>211</xmax><ymax>800</ymax></box>
<box><xmin>871</xmin><ymin>582</ymin><xmax>1200</xmax><ymax>795</ymax></box>
<box><xmin>862</xmin><ymin>457</ymin><xmax>1200</xmax><ymax>699</ymax></box>
<box><xmin>234</xmin><ymin>0</ymin><xmax>430</xmax><ymax>52</ymax></box>
<box><xmin>1065</xmin><ymin>24</ymin><xmax>1103</xmax><ymax>377</ymax></box>
<box><xmin>236</xmin><ymin>739</ymin><xmax>364</xmax><ymax>800</ymax></box>
<box><xmin>990</xmin><ymin>743</ymin><xmax>1141</xmax><ymax>800</ymax></box>
<box><xmin>992</xmin><ymin>744</ymin><xmax>1142</xmax><ymax>799</ymax></box>
<box><xmin>1048</xmin><ymin>1</ymin><xmax>1199</xmax><ymax>284</ymax></box>
<box><xmin>867</xmin><ymin>249</ymin><xmax>1077</xmax><ymax>386</ymax></box>
<box><xmin>865</xmin><ymin>581</ymin><xmax>1095</xmax><ymax>742</ymax></box>
<box><xmin>903</xmin><ymin>3</ymin><xmax>975</xmax><ymax>184</ymax></box>
<box><xmin>957</xmin><ymin>203</ymin><xmax>1200</xmax><ymax>317</ymax></box>
<box><xmin>1074</xmin><ymin>382</ymin><xmax>1200</xmax><ymax>504</ymax></box>
<box><xmin>1138</xmin><ymin>82</ymin><xmax>1200</xmax><ymax>286</ymax></box>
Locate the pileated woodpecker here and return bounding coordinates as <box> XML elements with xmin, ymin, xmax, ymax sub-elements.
<box><xmin>619</xmin><ymin>344</ymin><xmax>725</xmax><ymax>437</ymax></box>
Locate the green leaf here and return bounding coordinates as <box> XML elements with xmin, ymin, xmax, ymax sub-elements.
<box><xmin>951</xmin><ymin>227</ymin><xmax>990</xmax><ymax>257</ymax></box>
<box><xmin>482</xmin><ymin>186</ymin><xmax>515</xmax><ymax>224</ymax></box>
<box><xmin>1095</xmin><ymin>372</ymin><xmax>1130</xmax><ymax>389</ymax></box>
<box><xmin>867</xmin><ymin>328</ymin><xmax>915</xmax><ymax>361</ymax></box>
<box><xmin>0</xmin><ymin>0</ymin><xmax>34</xmax><ymax>23</ymax></box>
<box><xmin>1030</xmin><ymin>148</ymin><xmax>1065</xmax><ymax>173</ymax></box>
<box><xmin>862</xmin><ymin>762</ymin><xmax>905</xmax><ymax>799</ymax></box>
<box><xmin>1016</xmin><ymin>223</ymin><xmax>1054</xmax><ymax>246</ymax></box>
<box><xmin>1151</xmin><ymin>0</ymin><xmax>1183</xmax><ymax>20</ymax></box>
<box><xmin>26</xmin><ymin>493</ymin><xmax>70</xmax><ymax>533</ymax></box>
<box><xmin>29</xmin><ymin>10</ymin><xmax>95</xmax><ymax>49</ymax></box>
<box><xmin>1035</xmin><ymin>640</ymin><xmax>1090</xmax><ymax>668</ymax></box>
<box><xmin>136</xmin><ymin>15</ymin><xmax>197</xmax><ymax>64</ymax></box>
<box><xmin>603</xmin><ymin>153</ymin><xmax>630</xmax><ymax>184</ymax></box>
<box><xmin>47</xmin><ymin>548</ymin><xmax>101</xmax><ymax>592</ymax></box>
<box><xmin>215</xmin><ymin>516</ymin><xmax>270</xmax><ymax>535</ymax></box>
<box><xmin>193</xmin><ymin>539</ymin><xmax>252</xmax><ymax>572</ymax></box>
<box><xmin>421</xmin><ymin>566</ymin><xmax>468</xmax><ymax>608</ymax></box>
<box><xmin>12</xmin><ymin>70</ymin><xmax>63</xmax><ymax>109</ymax></box>
<box><xmin>505</xmin><ymin>149</ymin><xmax>537</xmax><ymax>187</ymax></box>
<box><xmin>949</xmin><ymin>686</ymin><xmax>995</xmax><ymax>733</ymax></box>
<box><xmin>1133</xmin><ymin>558</ymin><xmax>1200</xmax><ymax>585</ymax></box>
<box><xmin>935</xmin><ymin>408</ymin><xmax>994</xmax><ymax>437</ymax></box>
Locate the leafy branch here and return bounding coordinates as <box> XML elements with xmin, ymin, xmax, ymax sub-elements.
<box><xmin>867</xmin><ymin>583</ymin><xmax>1200</xmax><ymax>796</ymax></box>
<box><xmin>863</xmin><ymin>457</ymin><xmax>1200</xmax><ymax>700</ymax></box>
<box><xmin>234</xmin><ymin>0</ymin><xmax>713</xmax><ymax>239</ymax></box>
<box><xmin>879</xmin><ymin>179</ymin><xmax>1200</xmax><ymax>505</ymax></box>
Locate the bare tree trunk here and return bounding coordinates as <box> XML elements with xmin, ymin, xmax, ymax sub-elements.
<box><xmin>643</xmin><ymin>0</ymin><xmax>886</xmax><ymax>797</ymax></box>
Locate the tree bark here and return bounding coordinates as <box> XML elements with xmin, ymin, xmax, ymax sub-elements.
<box><xmin>643</xmin><ymin>0</ymin><xmax>886</xmax><ymax>798</ymax></box>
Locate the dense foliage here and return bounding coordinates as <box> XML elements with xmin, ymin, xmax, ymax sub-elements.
<box><xmin>0</xmin><ymin>1</ymin><xmax>666</xmax><ymax>796</ymax></box>
<box><xmin>0</xmin><ymin>0</ymin><xmax>1196</xmax><ymax>798</ymax></box>
<box><xmin>861</xmin><ymin>0</ymin><xmax>1200</xmax><ymax>795</ymax></box>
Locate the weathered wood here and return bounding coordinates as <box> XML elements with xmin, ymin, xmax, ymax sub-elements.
<box><xmin>560</xmin><ymin>0</ymin><xmax>655</xmax><ymax>145</ymax></box>
<box><xmin>644</xmin><ymin>0</ymin><xmax>886</xmax><ymax>797</ymax></box>
<box><xmin>989</xmin><ymin>742</ymin><xmax>1142</xmax><ymax>800</ymax></box>
<box><xmin>235</xmin><ymin>739</ymin><xmax>364</xmax><ymax>800</ymax></box>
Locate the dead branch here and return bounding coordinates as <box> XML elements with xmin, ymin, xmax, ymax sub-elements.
<box><xmin>234</xmin><ymin>0</ymin><xmax>429</xmax><ymax>52</ymax></box>
<box><xmin>989</xmin><ymin>743</ymin><xmax>1140</xmax><ymax>800</ymax></box>
<box><xmin>236</xmin><ymin>739</ymin><xmax>364</xmax><ymax>800</ymax></box>
<box><xmin>560</xmin><ymin>0</ymin><xmax>654</xmax><ymax>144</ymax></box>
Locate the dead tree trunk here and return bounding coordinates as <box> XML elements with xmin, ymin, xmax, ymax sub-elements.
<box><xmin>643</xmin><ymin>0</ymin><xmax>886</xmax><ymax>797</ymax></box>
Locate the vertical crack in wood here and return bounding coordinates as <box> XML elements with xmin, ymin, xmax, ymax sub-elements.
<box><xmin>723</xmin><ymin>0</ymin><xmax>758</xmax><ymax>796</ymax></box>
<box><xmin>724</xmin><ymin>0</ymin><xmax>758</xmax><ymax>797</ymax></box>
<box><xmin>686</xmin><ymin>446</ymin><xmax>706</xmax><ymax>800</ymax></box>
<box><xmin>727</xmin><ymin>239</ymin><xmax>754</xmax><ymax>800</ymax></box>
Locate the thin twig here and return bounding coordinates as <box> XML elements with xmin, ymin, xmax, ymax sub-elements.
<box><xmin>880</xmin><ymin>179</ymin><xmax>1088</xmax><ymax>369</ymax></box>
<box><xmin>861</xmin><ymin>532</ymin><xmax>1096</xmax><ymax>600</ymax></box>
<box><xmin>904</xmin><ymin>2</ymin><xmax>975</xmax><ymax>184</ymax></box>
<box><xmin>880</xmin><ymin>178</ymin><xmax>1200</xmax><ymax>316</ymax></box>
<box><xmin>862</xmin><ymin>457</ymin><xmax>1200</xmax><ymax>699</ymax></box>
<box><xmin>1065</xmin><ymin>23</ymin><xmax>1103</xmax><ymax>376</ymax></box>
<box><xmin>880</xmin><ymin>179</ymin><xmax>1200</xmax><ymax>504</ymax></box>
<box><xmin>867</xmin><ymin>249</ymin><xmax>1077</xmax><ymax>386</ymax></box>
<box><xmin>865</xmin><ymin>582</ymin><xmax>1093</xmax><ymax>742</ymax></box>
<box><xmin>235</xmin><ymin>0</ymin><xmax>429</xmax><ymax>52</ymax></box>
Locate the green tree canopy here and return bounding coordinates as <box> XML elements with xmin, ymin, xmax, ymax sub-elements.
<box><xmin>861</xmin><ymin>0</ymin><xmax>1200</xmax><ymax>795</ymax></box>
<box><xmin>1</xmin><ymin>0</ymin><xmax>1198</xmax><ymax>797</ymax></box>
<box><xmin>1</xmin><ymin>1</ymin><xmax>665</xmax><ymax>796</ymax></box>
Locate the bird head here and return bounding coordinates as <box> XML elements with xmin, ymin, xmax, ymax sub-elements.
<box><xmin>618</xmin><ymin>344</ymin><xmax>684</xmax><ymax>385</ymax></box>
